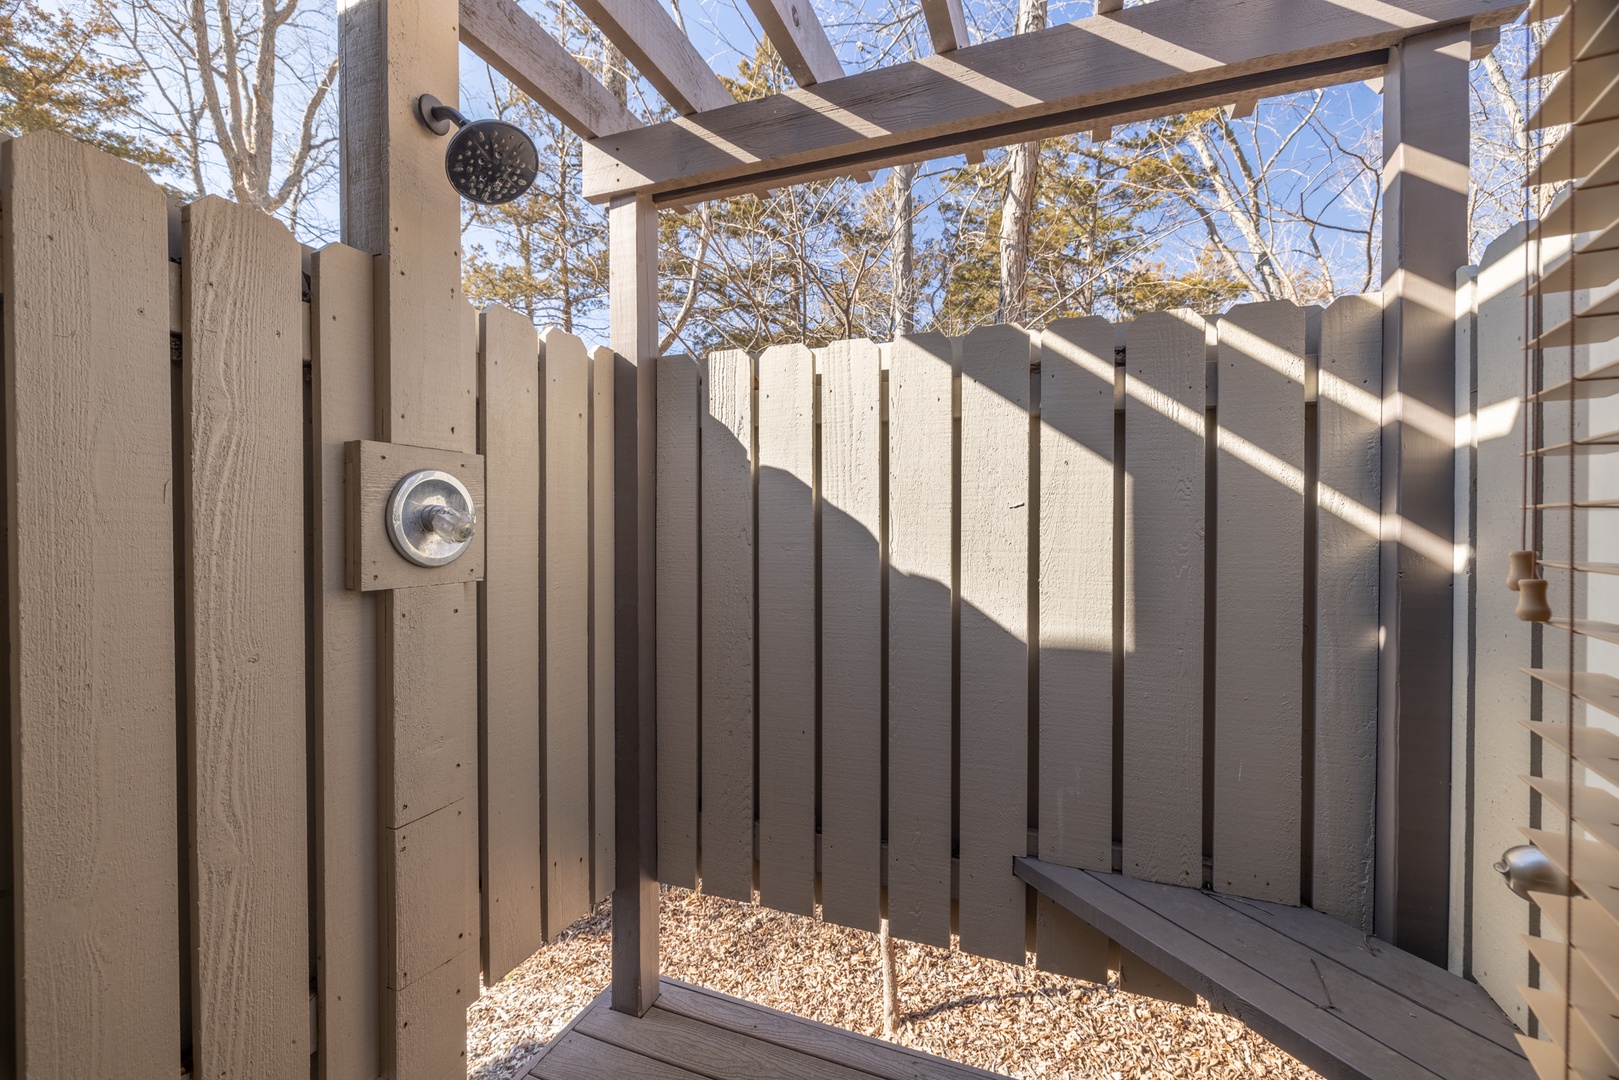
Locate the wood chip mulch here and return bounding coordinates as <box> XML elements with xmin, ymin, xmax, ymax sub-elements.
<box><xmin>467</xmin><ymin>885</ymin><xmax>1325</xmax><ymax>1080</ymax></box>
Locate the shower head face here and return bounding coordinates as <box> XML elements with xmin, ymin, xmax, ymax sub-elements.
<box><xmin>444</xmin><ymin>119</ymin><xmax>539</xmax><ymax>205</ymax></box>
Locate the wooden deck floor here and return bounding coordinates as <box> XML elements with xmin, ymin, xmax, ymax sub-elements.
<box><xmin>522</xmin><ymin>978</ymin><xmax>1010</xmax><ymax>1080</ymax></box>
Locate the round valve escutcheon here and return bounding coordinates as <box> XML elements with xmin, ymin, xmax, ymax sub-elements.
<box><xmin>387</xmin><ymin>469</ymin><xmax>478</xmax><ymax>568</ymax></box>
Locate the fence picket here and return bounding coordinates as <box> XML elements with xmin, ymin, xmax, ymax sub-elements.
<box><xmin>183</xmin><ymin>194</ymin><xmax>309</xmax><ymax>1075</ymax></box>
<box><xmin>378</xmin><ymin>301</ymin><xmax>481</xmax><ymax>1079</ymax></box>
<box><xmin>1037</xmin><ymin>317</ymin><xmax>1117</xmax><ymax>873</ymax></box>
<box><xmin>1122</xmin><ymin>311</ymin><xmax>1207</xmax><ymax>888</ymax></box>
<box><xmin>3</xmin><ymin>130</ymin><xmax>180</xmax><ymax>1075</ymax></box>
<box><xmin>311</xmin><ymin>243</ymin><xmax>382</xmax><ymax>1078</ymax></box>
<box><xmin>958</xmin><ymin>324</ymin><xmax>1033</xmax><ymax>964</ymax></box>
<box><xmin>1466</xmin><ymin>226</ymin><xmax>1536</xmax><ymax>1024</ymax></box>
<box><xmin>818</xmin><ymin>339</ymin><xmax>883</xmax><ymax>931</ymax></box>
<box><xmin>1213</xmin><ymin>301</ymin><xmax>1306</xmax><ymax>904</ymax></box>
<box><xmin>543</xmin><ymin>327</ymin><xmax>594</xmax><ymax>935</ymax></box>
<box><xmin>703</xmin><ymin>349</ymin><xmax>758</xmax><ymax>901</ymax></box>
<box><xmin>1314</xmin><ymin>294</ymin><xmax>1381</xmax><ymax>929</ymax></box>
<box><xmin>658</xmin><ymin>355</ymin><xmax>703</xmax><ymax>888</ymax></box>
<box><xmin>887</xmin><ymin>333</ymin><xmax>956</xmax><ymax>947</ymax></box>
<box><xmin>479</xmin><ymin>305</ymin><xmax>543</xmax><ymax>978</ymax></box>
<box><xmin>757</xmin><ymin>344</ymin><xmax>819</xmax><ymax>915</ymax></box>
<box><xmin>592</xmin><ymin>344</ymin><xmax>617</xmax><ymax>903</ymax></box>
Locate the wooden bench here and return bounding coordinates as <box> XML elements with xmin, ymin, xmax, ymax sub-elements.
<box><xmin>1016</xmin><ymin>858</ymin><xmax>1532</xmax><ymax>1080</ymax></box>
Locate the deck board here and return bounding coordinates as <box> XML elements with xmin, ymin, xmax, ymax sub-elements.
<box><xmin>1015</xmin><ymin>858</ymin><xmax>1532</xmax><ymax>1080</ymax></box>
<box><xmin>529</xmin><ymin>979</ymin><xmax>1010</xmax><ymax>1080</ymax></box>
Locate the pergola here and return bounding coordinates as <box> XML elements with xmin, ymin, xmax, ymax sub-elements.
<box><xmin>332</xmin><ymin>0</ymin><xmax>1521</xmax><ymax>1069</ymax></box>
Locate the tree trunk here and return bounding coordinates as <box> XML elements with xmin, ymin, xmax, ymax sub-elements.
<box><xmin>997</xmin><ymin>0</ymin><xmax>1047</xmax><ymax>325</ymax></box>
<box><xmin>890</xmin><ymin>163</ymin><xmax>916</xmax><ymax>336</ymax></box>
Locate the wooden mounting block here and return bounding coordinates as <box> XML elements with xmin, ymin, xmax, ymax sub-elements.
<box><xmin>345</xmin><ymin>439</ymin><xmax>487</xmax><ymax>591</ymax></box>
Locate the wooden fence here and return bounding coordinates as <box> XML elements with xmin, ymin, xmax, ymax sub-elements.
<box><xmin>1</xmin><ymin>131</ymin><xmax>613</xmax><ymax>1075</ymax></box>
<box><xmin>654</xmin><ymin>297</ymin><xmax>1385</xmax><ymax>964</ymax></box>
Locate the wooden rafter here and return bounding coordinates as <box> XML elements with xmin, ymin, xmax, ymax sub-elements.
<box><xmin>748</xmin><ymin>0</ymin><xmax>844</xmax><ymax>85</ymax></box>
<box><xmin>460</xmin><ymin>0</ymin><xmax>641</xmax><ymax>138</ymax></box>
<box><xmin>571</xmin><ymin>0</ymin><xmax>734</xmax><ymax>115</ymax></box>
<box><xmin>580</xmin><ymin>0</ymin><xmax>1525</xmax><ymax>204</ymax></box>
<box><xmin>919</xmin><ymin>0</ymin><xmax>969</xmax><ymax>54</ymax></box>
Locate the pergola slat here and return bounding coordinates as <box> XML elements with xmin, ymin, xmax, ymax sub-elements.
<box><xmin>919</xmin><ymin>0</ymin><xmax>968</xmax><ymax>54</ymax></box>
<box><xmin>580</xmin><ymin>0</ymin><xmax>1523</xmax><ymax>204</ymax></box>
<box><xmin>573</xmin><ymin>0</ymin><xmax>735</xmax><ymax>115</ymax></box>
<box><xmin>748</xmin><ymin>0</ymin><xmax>844</xmax><ymax>84</ymax></box>
<box><xmin>460</xmin><ymin>0</ymin><xmax>642</xmax><ymax>137</ymax></box>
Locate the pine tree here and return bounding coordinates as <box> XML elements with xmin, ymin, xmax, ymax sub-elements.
<box><xmin>931</xmin><ymin>136</ymin><xmax>1244</xmax><ymax>333</ymax></box>
<box><xmin>0</xmin><ymin>0</ymin><xmax>169</xmax><ymax>166</ymax></box>
<box><xmin>463</xmin><ymin>82</ymin><xmax>609</xmax><ymax>332</ymax></box>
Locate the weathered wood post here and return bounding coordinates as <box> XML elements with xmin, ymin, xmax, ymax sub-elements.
<box><xmin>610</xmin><ymin>193</ymin><xmax>661</xmax><ymax>1016</ymax></box>
<box><xmin>338</xmin><ymin>0</ymin><xmax>483</xmax><ymax>1073</ymax></box>
<box><xmin>1377</xmin><ymin>25</ymin><xmax>1471</xmax><ymax>963</ymax></box>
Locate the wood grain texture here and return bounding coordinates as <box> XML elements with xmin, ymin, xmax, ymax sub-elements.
<box><xmin>347</xmin><ymin>438</ymin><xmax>486</xmax><ymax>592</ymax></box>
<box><xmin>459</xmin><ymin>0</ymin><xmax>642</xmax><ymax>138</ymax></box>
<box><xmin>886</xmin><ymin>333</ymin><xmax>955</xmax><ymax>947</ymax></box>
<box><xmin>1037</xmin><ymin>317</ymin><xmax>1116</xmax><ymax>873</ymax></box>
<box><xmin>1377</xmin><ymin>27</ymin><xmax>1471</xmax><ymax>962</ymax></box>
<box><xmin>379</xmin><ymin>576</ymin><xmax>482</xmax><ymax>829</ymax></box>
<box><xmin>580</xmin><ymin>0</ymin><xmax>1524</xmax><ymax>202</ymax></box>
<box><xmin>654</xmin><ymin>980</ymin><xmax>1008</xmax><ymax>1080</ymax></box>
<box><xmin>182</xmin><ymin>194</ymin><xmax>309</xmax><ymax>1076</ymax></box>
<box><xmin>1465</xmin><ymin>226</ymin><xmax>1534</xmax><ymax>1026</ymax></box>
<box><xmin>382</xmin><ymin>799</ymin><xmax>471</xmax><ymax>990</ymax></box>
<box><xmin>570</xmin><ymin>0</ymin><xmax>733</xmax><ymax>114</ymax></box>
<box><xmin>478</xmin><ymin>305</ymin><xmax>543</xmax><ymax>981</ymax></box>
<box><xmin>608</xmin><ymin>193</ymin><xmax>660</xmax><ymax>1017</ymax></box>
<box><xmin>1313</xmin><ymin>294</ymin><xmax>1381</xmax><ymax>929</ymax></box>
<box><xmin>701</xmin><ymin>349</ymin><xmax>757</xmax><ymax>902</ymax></box>
<box><xmin>337</xmin><ymin>0</ymin><xmax>483</xmax><ymax>1054</ymax></box>
<box><xmin>310</xmin><ymin>242</ymin><xmax>382</xmax><ymax>1079</ymax></box>
<box><xmin>957</xmin><ymin>324</ymin><xmax>1032</xmax><ymax>964</ymax></box>
<box><xmin>818</xmin><ymin>339</ymin><xmax>883</xmax><ymax>932</ymax></box>
<box><xmin>385</xmin><ymin>945</ymin><xmax>478</xmax><ymax>1078</ymax></box>
<box><xmin>1121</xmin><ymin>310</ymin><xmax>1206</xmax><ymax>888</ymax></box>
<box><xmin>544</xmin><ymin>327</ymin><xmax>594</xmax><ymax>935</ymax></box>
<box><xmin>2</xmin><ymin>130</ymin><xmax>179</xmax><ymax>1077</ymax></box>
<box><xmin>1212</xmin><ymin>301</ymin><xmax>1306</xmax><ymax>904</ymax></box>
<box><xmin>657</xmin><ymin>355</ymin><xmax>702</xmax><ymax>889</ymax></box>
<box><xmin>1017</xmin><ymin>858</ymin><xmax>1533</xmax><ymax>1080</ymax></box>
<box><xmin>757</xmin><ymin>343</ymin><xmax>817</xmax><ymax>916</ymax></box>
<box><xmin>579</xmin><ymin>999</ymin><xmax>886</xmax><ymax>1080</ymax></box>
<box><xmin>591</xmin><ymin>344</ymin><xmax>616</xmax><ymax>904</ymax></box>
<box><xmin>535</xmin><ymin>1034</ymin><xmax>708</xmax><ymax>1080</ymax></box>
<box><xmin>745</xmin><ymin>0</ymin><xmax>843</xmax><ymax>85</ymax></box>
<box><xmin>919</xmin><ymin>0</ymin><xmax>968</xmax><ymax>52</ymax></box>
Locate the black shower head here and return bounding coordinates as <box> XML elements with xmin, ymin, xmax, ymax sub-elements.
<box><xmin>417</xmin><ymin>94</ymin><xmax>539</xmax><ymax>206</ymax></box>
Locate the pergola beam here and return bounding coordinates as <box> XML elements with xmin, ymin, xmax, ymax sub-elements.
<box><xmin>581</xmin><ymin>0</ymin><xmax>1523</xmax><ymax>205</ymax></box>
<box><xmin>460</xmin><ymin>0</ymin><xmax>641</xmax><ymax>138</ymax></box>
<box><xmin>572</xmin><ymin>0</ymin><xmax>734</xmax><ymax>115</ymax></box>
<box><xmin>748</xmin><ymin>0</ymin><xmax>844</xmax><ymax>85</ymax></box>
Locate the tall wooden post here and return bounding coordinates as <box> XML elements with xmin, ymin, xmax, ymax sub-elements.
<box><xmin>338</xmin><ymin>0</ymin><xmax>482</xmax><ymax>1073</ymax></box>
<box><xmin>1377</xmin><ymin>25</ymin><xmax>1470</xmax><ymax>964</ymax></box>
<box><xmin>611</xmin><ymin>193</ymin><xmax>661</xmax><ymax>1016</ymax></box>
